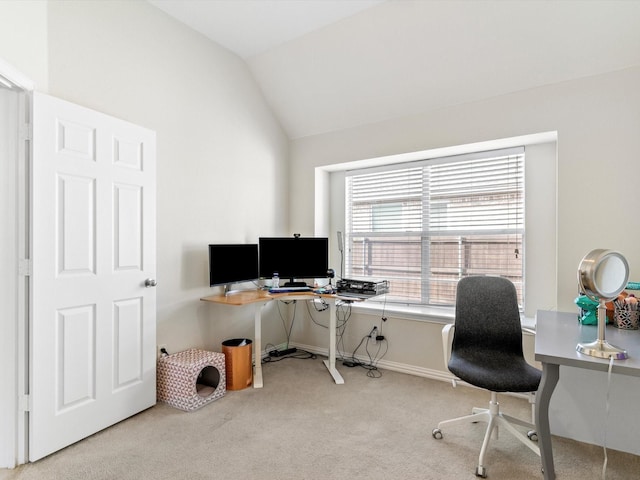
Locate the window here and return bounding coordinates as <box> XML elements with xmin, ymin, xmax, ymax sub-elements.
<box><xmin>345</xmin><ymin>147</ymin><xmax>524</xmax><ymax>307</ymax></box>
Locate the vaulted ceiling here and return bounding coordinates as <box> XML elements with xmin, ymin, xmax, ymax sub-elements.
<box><xmin>149</xmin><ymin>0</ymin><xmax>640</xmax><ymax>139</ymax></box>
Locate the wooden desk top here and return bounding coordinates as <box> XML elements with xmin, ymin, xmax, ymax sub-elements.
<box><xmin>200</xmin><ymin>289</ymin><xmax>275</xmax><ymax>306</ymax></box>
<box><xmin>200</xmin><ymin>289</ymin><xmax>363</xmax><ymax>306</ymax></box>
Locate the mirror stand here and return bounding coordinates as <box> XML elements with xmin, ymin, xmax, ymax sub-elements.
<box><xmin>577</xmin><ymin>300</ymin><xmax>628</xmax><ymax>359</ymax></box>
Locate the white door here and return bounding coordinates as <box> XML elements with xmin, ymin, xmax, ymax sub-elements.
<box><xmin>30</xmin><ymin>92</ymin><xmax>156</xmax><ymax>461</ymax></box>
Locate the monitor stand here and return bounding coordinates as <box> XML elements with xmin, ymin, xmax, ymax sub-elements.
<box><xmin>223</xmin><ymin>284</ymin><xmax>239</xmax><ymax>296</ymax></box>
<box><xmin>222</xmin><ymin>283</ymin><xmax>253</xmax><ymax>296</ymax></box>
<box><xmin>284</xmin><ymin>280</ymin><xmax>308</xmax><ymax>288</ymax></box>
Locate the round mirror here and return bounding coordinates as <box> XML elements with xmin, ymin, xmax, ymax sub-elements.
<box><xmin>578</xmin><ymin>249</ymin><xmax>629</xmax><ymax>301</ymax></box>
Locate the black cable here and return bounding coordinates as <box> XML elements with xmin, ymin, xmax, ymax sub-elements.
<box><xmin>335</xmin><ymin>301</ymin><xmax>352</xmax><ymax>360</ymax></box>
<box><xmin>379</xmin><ymin>295</ymin><xmax>388</xmax><ymax>335</ymax></box>
<box><xmin>276</xmin><ymin>299</ymin><xmax>297</xmax><ymax>349</ymax></box>
<box><xmin>346</xmin><ymin>332</ymin><xmax>389</xmax><ymax>378</ymax></box>
<box><xmin>260</xmin><ymin>300</ymin><xmax>319</xmax><ymax>363</ymax></box>
<box><xmin>305</xmin><ymin>300</ymin><xmax>329</xmax><ymax>329</ymax></box>
<box><xmin>364</xmin><ymin>336</ymin><xmax>388</xmax><ymax>378</ymax></box>
<box><xmin>304</xmin><ymin>298</ymin><xmax>349</xmax><ymax>329</ymax></box>
<box><xmin>302</xmin><ymin>298</ymin><xmax>352</xmax><ymax>362</ymax></box>
<box><xmin>263</xmin><ymin>342</ymin><xmax>278</xmax><ymax>353</ymax></box>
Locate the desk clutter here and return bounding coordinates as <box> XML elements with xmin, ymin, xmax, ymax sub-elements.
<box><xmin>157</xmin><ymin>349</ymin><xmax>226</xmax><ymax>411</ymax></box>
<box><xmin>576</xmin><ymin>281</ymin><xmax>640</xmax><ymax>330</ymax></box>
<box><xmin>336</xmin><ymin>278</ymin><xmax>389</xmax><ymax>297</ymax></box>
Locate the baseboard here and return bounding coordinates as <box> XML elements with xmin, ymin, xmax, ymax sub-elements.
<box><xmin>290</xmin><ymin>341</ymin><xmax>455</xmax><ymax>385</ymax></box>
<box><xmin>289</xmin><ymin>341</ymin><xmax>531</xmax><ymax>403</ymax></box>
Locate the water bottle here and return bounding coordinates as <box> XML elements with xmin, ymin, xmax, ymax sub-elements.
<box><xmin>272</xmin><ymin>272</ymin><xmax>279</xmax><ymax>289</ymax></box>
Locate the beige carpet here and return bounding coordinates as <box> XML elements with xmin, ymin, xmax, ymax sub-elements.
<box><xmin>3</xmin><ymin>357</ymin><xmax>639</xmax><ymax>479</ymax></box>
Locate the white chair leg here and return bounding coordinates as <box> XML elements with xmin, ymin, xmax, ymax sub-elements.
<box><xmin>501</xmin><ymin>412</ymin><xmax>534</xmax><ymax>429</ymax></box>
<box><xmin>437</xmin><ymin>409</ymin><xmax>491</xmax><ymax>431</ymax></box>
<box><xmin>433</xmin><ymin>391</ymin><xmax>540</xmax><ymax>478</ymax></box>
<box><xmin>476</xmin><ymin>414</ymin><xmax>497</xmax><ymax>477</ymax></box>
<box><xmin>496</xmin><ymin>415</ymin><xmax>540</xmax><ymax>455</ymax></box>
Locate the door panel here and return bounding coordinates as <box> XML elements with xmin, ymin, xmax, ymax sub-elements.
<box><xmin>114</xmin><ymin>183</ymin><xmax>142</xmax><ymax>270</ymax></box>
<box><xmin>113</xmin><ymin>297</ymin><xmax>144</xmax><ymax>389</ymax></box>
<box><xmin>57</xmin><ymin>174</ymin><xmax>96</xmax><ymax>274</ymax></box>
<box><xmin>57</xmin><ymin>304</ymin><xmax>96</xmax><ymax>411</ymax></box>
<box><xmin>30</xmin><ymin>92</ymin><xmax>156</xmax><ymax>461</ymax></box>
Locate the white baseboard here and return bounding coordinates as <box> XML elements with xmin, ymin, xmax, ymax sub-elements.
<box><xmin>289</xmin><ymin>341</ymin><xmax>531</xmax><ymax>404</ymax></box>
<box><xmin>290</xmin><ymin>341</ymin><xmax>455</xmax><ymax>385</ymax></box>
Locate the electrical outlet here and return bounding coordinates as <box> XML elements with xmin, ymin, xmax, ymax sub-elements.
<box><xmin>157</xmin><ymin>344</ymin><xmax>167</xmax><ymax>359</ymax></box>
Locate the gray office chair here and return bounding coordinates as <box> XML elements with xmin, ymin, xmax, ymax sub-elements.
<box><xmin>432</xmin><ymin>276</ymin><xmax>541</xmax><ymax>478</ymax></box>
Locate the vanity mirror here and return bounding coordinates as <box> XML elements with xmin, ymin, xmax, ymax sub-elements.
<box><xmin>577</xmin><ymin>249</ymin><xmax>629</xmax><ymax>359</ymax></box>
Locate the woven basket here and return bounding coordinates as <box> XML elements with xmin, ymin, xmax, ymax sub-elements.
<box><xmin>157</xmin><ymin>349</ymin><xmax>226</xmax><ymax>411</ymax></box>
<box><xmin>613</xmin><ymin>302</ymin><xmax>639</xmax><ymax>330</ymax></box>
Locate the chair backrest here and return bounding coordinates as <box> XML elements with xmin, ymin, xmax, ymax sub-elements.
<box><xmin>452</xmin><ymin>276</ymin><xmax>524</xmax><ymax>356</ymax></box>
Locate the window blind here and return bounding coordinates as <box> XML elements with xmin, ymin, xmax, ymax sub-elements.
<box><xmin>345</xmin><ymin>147</ymin><xmax>524</xmax><ymax>307</ymax></box>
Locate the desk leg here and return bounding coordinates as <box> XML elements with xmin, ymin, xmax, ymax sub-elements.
<box><xmin>252</xmin><ymin>302</ymin><xmax>265</xmax><ymax>388</ymax></box>
<box><xmin>535</xmin><ymin>362</ymin><xmax>559</xmax><ymax>480</ymax></box>
<box><xmin>322</xmin><ymin>299</ymin><xmax>344</xmax><ymax>384</ymax></box>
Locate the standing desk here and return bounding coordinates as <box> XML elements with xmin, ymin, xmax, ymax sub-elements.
<box><xmin>200</xmin><ymin>290</ymin><xmax>351</xmax><ymax>388</ymax></box>
<box><xmin>534</xmin><ymin>310</ymin><xmax>640</xmax><ymax>479</ymax></box>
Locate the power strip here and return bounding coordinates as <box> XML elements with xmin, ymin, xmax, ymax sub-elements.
<box><xmin>268</xmin><ymin>347</ymin><xmax>297</xmax><ymax>357</ymax></box>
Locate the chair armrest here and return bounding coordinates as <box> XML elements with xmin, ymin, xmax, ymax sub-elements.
<box><xmin>442</xmin><ymin>323</ymin><xmax>455</xmax><ymax>370</ymax></box>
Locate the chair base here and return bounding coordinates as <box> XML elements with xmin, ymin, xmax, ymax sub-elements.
<box><xmin>432</xmin><ymin>392</ymin><xmax>539</xmax><ymax>478</ymax></box>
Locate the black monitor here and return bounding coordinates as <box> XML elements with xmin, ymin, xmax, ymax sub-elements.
<box><xmin>208</xmin><ymin>244</ymin><xmax>259</xmax><ymax>294</ymax></box>
<box><xmin>259</xmin><ymin>237</ymin><xmax>329</xmax><ymax>287</ymax></box>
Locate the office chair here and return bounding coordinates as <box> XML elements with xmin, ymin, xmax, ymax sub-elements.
<box><xmin>432</xmin><ymin>276</ymin><xmax>541</xmax><ymax>478</ymax></box>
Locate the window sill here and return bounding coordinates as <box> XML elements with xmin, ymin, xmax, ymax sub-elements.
<box><xmin>348</xmin><ymin>299</ymin><xmax>537</xmax><ymax>331</ymax></box>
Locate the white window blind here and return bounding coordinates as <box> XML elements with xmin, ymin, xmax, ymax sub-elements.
<box><xmin>345</xmin><ymin>147</ymin><xmax>525</xmax><ymax>307</ymax></box>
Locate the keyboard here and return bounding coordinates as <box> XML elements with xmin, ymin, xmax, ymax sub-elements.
<box><xmin>269</xmin><ymin>286</ymin><xmax>312</xmax><ymax>293</ymax></box>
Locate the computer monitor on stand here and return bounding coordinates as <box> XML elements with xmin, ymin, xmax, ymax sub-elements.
<box><xmin>258</xmin><ymin>236</ymin><xmax>329</xmax><ymax>287</ymax></box>
<box><xmin>208</xmin><ymin>244</ymin><xmax>259</xmax><ymax>295</ymax></box>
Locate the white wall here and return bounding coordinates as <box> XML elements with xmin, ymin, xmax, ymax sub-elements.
<box><xmin>0</xmin><ymin>1</ymin><xmax>48</xmax><ymax>92</ymax></box>
<box><xmin>43</xmin><ymin>0</ymin><xmax>291</xmax><ymax>353</ymax></box>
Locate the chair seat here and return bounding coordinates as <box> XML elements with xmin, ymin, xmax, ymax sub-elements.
<box><xmin>449</xmin><ymin>352</ymin><xmax>541</xmax><ymax>393</ymax></box>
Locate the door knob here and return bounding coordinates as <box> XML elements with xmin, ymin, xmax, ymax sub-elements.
<box><xmin>144</xmin><ymin>278</ymin><xmax>157</xmax><ymax>288</ymax></box>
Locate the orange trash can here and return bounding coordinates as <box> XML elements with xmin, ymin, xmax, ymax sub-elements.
<box><xmin>221</xmin><ymin>338</ymin><xmax>253</xmax><ymax>390</ymax></box>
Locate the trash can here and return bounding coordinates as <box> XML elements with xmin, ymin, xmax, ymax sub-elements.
<box><xmin>221</xmin><ymin>338</ymin><xmax>253</xmax><ymax>390</ymax></box>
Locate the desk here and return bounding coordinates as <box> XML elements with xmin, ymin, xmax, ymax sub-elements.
<box><xmin>200</xmin><ymin>290</ymin><xmax>354</xmax><ymax>388</ymax></box>
<box><xmin>534</xmin><ymin>310</ymin><xmax>640</xmax><ymax>479</ymax></box>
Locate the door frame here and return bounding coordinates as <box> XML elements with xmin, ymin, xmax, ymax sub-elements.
<box><xmin>0</xmin><ymin>57</ymin><xmax>34</xmax><ymax>469</ymax></box>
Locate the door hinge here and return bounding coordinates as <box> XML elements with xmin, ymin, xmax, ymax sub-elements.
<box><xmin>20</xmin><ymin>122</ymin><xmax>32</xmax><ymax>141</ymax></box>
<box><xmin>18</xmin><ymin>259</ymin><xmax>32</xmax><ymax>276</ymax></box>
<box><xmin>20</xmin><ymin>394</ymin><xmax>30</xmax><ymax>412</ymax></box>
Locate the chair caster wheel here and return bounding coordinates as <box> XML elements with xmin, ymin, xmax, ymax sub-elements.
<box><xmin>432</xmin><ymin>428</ymin><xmax>443</xmax><ymax>439</ymax></box>
<box><xmin>475</xmin><ymin>465</ymin><xmax>487</xmax><ymax>478</ymax></box>
<box><xmin>527</xmin><ymin>430</ymin><xmax>538</xmax><ymax>442</ymax></box>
